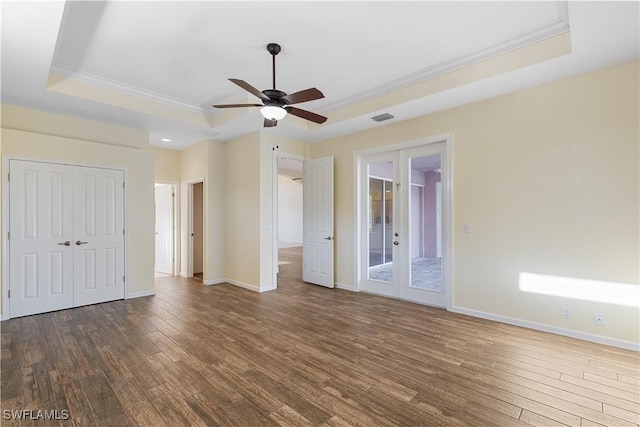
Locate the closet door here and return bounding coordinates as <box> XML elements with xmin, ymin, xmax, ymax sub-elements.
<box><xmin>73</xmin><ymin>167</ymin><xmax>125</xmax><ymax>306</ymax></box>
<box><xmin>9</xmin><ymin>160</ymin><xmax>74</xmax><ymax>317</ymax></box>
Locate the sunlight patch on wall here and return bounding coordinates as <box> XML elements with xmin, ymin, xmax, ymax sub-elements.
<box><xmin>519</xmin><ymin>272</ymin><xmax>640</xmax><ymax>308</ymax></box>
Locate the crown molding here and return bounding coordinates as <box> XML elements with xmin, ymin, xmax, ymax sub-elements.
<box><xmin>49</xmin><ymin>66</ymin><xmax>204</xmax><ymax>114</ymax></box>
<box><xmin>317</xmin><ymin>1</ymin><xmax>570</xmax><ymax>113</ymax></box>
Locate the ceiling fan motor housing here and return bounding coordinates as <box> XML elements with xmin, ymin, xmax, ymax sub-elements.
<box><xmin>262</xmin><ymin>89</ymin><xmax>287</xmax><ymax>106</ymax></box>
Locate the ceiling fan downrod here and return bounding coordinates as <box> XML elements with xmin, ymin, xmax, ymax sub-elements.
<box><xmin>267</xmin><ymin>43</ymin><xmax>281</xmax><ymax>90</ymax></box>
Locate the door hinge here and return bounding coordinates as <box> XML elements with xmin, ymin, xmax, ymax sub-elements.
<box><xmin>7</xmin><ymin>173</ymin><xmax>9</xmax><ymax>182</ymax></box>
<box><xmin>122</xmin><ymin>275</ymin><xmax>125</xmax><ymax>283</ymax></box>
<box><xmin>172</xmin><ymin>193</ymin><xmax>175</xmax><ymax>197</ymax></box>
<box><xmin>123</xmin><ymin>182</ymin><xmax>125</xmax><ymax>189</ymax></box>
<box><xmin>7</xmin><ymin>290</ymin><xmax>10</xmax><ymax>299</ymax></box>
<box><xmin>123</xmin><ymin>228</ymin><xmax>125</xmax><ymax>235</ymax></box>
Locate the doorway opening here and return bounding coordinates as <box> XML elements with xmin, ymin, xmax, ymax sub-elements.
<box><xmin>191</xmin><ymin>181</ymin><xmax>204</xmax><ymax>282</ymax></box>
<box><xmin>154</xmin><ymin>182</ymin><xmax>177</xmax><ymax>278</ymax></box>
<box><xmin>275</xmin><ymin>156</ymin><xmax>304</xmax><ymax>284</ymax></box>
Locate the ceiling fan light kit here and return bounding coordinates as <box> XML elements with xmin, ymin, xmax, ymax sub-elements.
<box><xmin>213</xmin><ymin>43</ymin><xmax>327</xmax><ymax>128</ymax></box>
<box><xmin>261</xmin><ymin>105</ymin><xmax>287</xmax><ymax>121</ymax></box>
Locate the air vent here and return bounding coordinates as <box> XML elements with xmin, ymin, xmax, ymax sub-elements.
<box><xmin>371</xmin><ymin>113</ymin><xmax>394</xmax><ymax>122</ymax></box>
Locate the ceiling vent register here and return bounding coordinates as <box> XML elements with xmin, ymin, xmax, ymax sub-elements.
<box><xmin>371</xmin><ymin>113</ymin><xmax>395</xmax><ymax>122</ymax></box>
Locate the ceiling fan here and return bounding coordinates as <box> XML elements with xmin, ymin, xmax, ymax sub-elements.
<box><xmin>213</xmin><ymin>43</ymin><xmax>328</xmax><ymax>128</ymax></box>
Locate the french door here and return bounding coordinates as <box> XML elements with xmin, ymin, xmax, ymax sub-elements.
<box><xmin>360</xmin><ymin>143</ymin><xmax>448</xmax><ymax>307</ymax></box>
<box><xmin>9</xmin><ymin>160</ymin><xmax>125</xmax><ymax>318</ymax></box>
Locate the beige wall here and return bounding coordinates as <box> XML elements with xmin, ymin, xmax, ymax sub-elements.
<box><xmin>310</xmin><ymin>60</ymin><xmax>640</xmax><ymax>344</ymax></box>
<box><xmin>150</xmin><ymin>146</ymin><xmax>181</xmax><ymax>182</ymax></box>
<box><xmin>225</xmin><ymin>133</ymin><xmax>261</xmax><ymax>287</ymax></box>
<box><xmin>2</xmin><ymin>104</ymin><xmax>148</xmax><ymax>149</ymax></box>
<box><xmin>206</xmin><ymin>140</ymin><xmax>226</xmax><ymax>282</ymax></box>
<box><xmin>1</xmin><ymin>110</ymin><xmax>155</xmax><ymax>315</ymax></box>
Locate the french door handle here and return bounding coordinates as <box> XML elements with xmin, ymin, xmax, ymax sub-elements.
<box><xmin>58</xmin><ymin>241</ymin><xmax>71</xmax><ymax>246</ymax></box>
<box><xmin>75</xmin><ymin>240</ymin><xmax>88</xmax><ymax>246</ymax></box>
<box><xmin>324</xmin><ymin>236</ymin><xmax>333</xmax><ymax>240</ymax></box>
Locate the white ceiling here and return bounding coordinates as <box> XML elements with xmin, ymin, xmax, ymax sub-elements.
<box><xmin>2</xmin><ymin>1</ymin><xmax>638</xmax><ymax>150</ymax></box>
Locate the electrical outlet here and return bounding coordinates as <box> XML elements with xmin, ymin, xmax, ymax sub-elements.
<box><xmin>561</xmin><ymin>307</ymin><xmax>571</xmax><ymax>319</ymax></box>
<box><xmin>594</xmin><ymin>312</ymin><xmax>606</xmax><ymax>326</ymax></box>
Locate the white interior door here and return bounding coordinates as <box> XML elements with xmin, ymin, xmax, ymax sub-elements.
<box><xmin>73</xmin><ymin>167</ymin><xmax>125</xmax><ymax>307</ymax></box>
<box><xmin>155</xmin><ymin>183</ymin><xmax>174</xmax><ymax>274</ymax></box>
<box><xmin>9</xmin><ymin>160</ymin><xmax>75</xmax><ymax>317</ymax></box>
<box><xmin>302</xmin><ymin>156</ymin><xmax>334</xmax><ymax>288</ymax></box>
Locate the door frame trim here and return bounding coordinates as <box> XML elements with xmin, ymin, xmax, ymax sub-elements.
<box><xmin>1</xmin><ymin>155</ymin><xmax>129</xmax><ymax>320</ymax></box>
<box><xmin>183</xmin><ymin>178</ymin><xmax>205</xmax><ymax>279</ymax></box>
<box><xmin>272</xmin><ymin>150</ymin><xmax>305</xmax><ymax>289</ymax></box>
<box><xmin>353</xmin><ymin>133</ymin><xmax>453</xmax><ymax>310</ymax></box>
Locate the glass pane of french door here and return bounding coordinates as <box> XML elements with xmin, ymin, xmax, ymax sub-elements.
<box><xmin>409</xmin><ymin>153</ymin><xmax>443</xmax><ymax>293</ymax></box>
<box><xmin>367</xmin><ymin>161</ymin><xmax>394</xmax><ymax>283</ymax></box>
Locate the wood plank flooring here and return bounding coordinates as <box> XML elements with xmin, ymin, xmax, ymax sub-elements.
<box><xmin>1</xmin><ymin>246</ymin><xmax>638</xmax><ymax>426</ymax></box>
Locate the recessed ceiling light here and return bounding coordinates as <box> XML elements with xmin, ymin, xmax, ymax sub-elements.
<box><xmin>160</xmin><ymin>138</ymin><xmax>171</xmax><ymax>142</ymax></box>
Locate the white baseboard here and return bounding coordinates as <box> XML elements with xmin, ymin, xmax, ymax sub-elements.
<box><xmin>452</xmin><ymin>306</ymin><xmax>640</xmax><ymax>351</ymax></box>
<box><xmin>203</xmin><ymin>279</ymin><xmax>226</xmax><ymax>286</ymax></box>
<box><xmin>336</xmin><ymin>282</ymin><xmax>358</xmax><ymax>292</ymax></box>
<box><xmin>126</xmin><ymin>289</ymin><xmax>156</xmax><ymax>299</ymax></box>
<box><xmin>223</xmin><ymin>278</ymin><xmax>261</xmax><ymax>293</ymax></box>
<box><xmin>201</xmin><ymin>278</ymin><xmax>261</xmax><ymax>292</ymax></box>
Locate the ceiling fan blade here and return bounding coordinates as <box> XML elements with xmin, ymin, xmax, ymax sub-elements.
<box><xmin>229</xmin><ymin>78</ymin><xmax>269</xmax><ymax>101</ymax></box>
<box><xmin>281</xmin><ymin>88</ymin><xmax>324</xmax><ymax>105</ymax></box>
<box><xmin>264</xmin><ymin>118</ymin><xmax>278</xmax><ymax>127</ymax></box>
<box><xmin>212</xmin><ymin>103</ymin><xmax>263</xmax><ymax>108</ymax></box>
<box><xmin>285</xmin><ymin>106</ymin><xmax>327</xmax><ymax>124</ymax></box>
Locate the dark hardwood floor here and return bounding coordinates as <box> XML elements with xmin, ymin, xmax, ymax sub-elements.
<box><xmin>1</xmin><ymin>247</ymin><xmax>638</xmax><ymax>426</ymax></box>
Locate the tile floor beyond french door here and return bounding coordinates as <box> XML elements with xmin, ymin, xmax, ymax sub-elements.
<box><xmin>368</xmin><ymin>257</ymin><xmax>442</xmax><ymax>291</ymax></box>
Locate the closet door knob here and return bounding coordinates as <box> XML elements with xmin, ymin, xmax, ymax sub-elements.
<box><xmin>58</xmin><ymin>241</ymin><xmax>71</xmax><ymax>246</ymax></box>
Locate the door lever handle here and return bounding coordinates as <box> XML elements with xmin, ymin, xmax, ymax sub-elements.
<box><xmin>58</xmin><ymin>241</ymin><xmax>71</xmax><ymax>246</ymax></box>
<box><xmin>324</xmin><ymin>236</ymin><xmax>333</xmax><ymax>240</ymax></box>
<box><xmin>75</xmin><ymin>240</ymin><xmax>88</xmax><ymax>246</ymax></box>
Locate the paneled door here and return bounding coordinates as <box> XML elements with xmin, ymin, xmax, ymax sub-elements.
<box><xmin>73</xmin><ymin>166</ymin><xmax>125</xmax><ymax>307</ymax></box>
<box><xmin>9</xmin><ymin>160</ymin><xmax>125</xmax><ymax>318</ymax></box>
<box><xmin>303</xmin><ymin>156</ymin><xmax>334</xmax><ymax>288</ymax></box>
<box><xmin>9</xmin><ymin>160</ymin><xmax>75</xmax><ymax>317</ymax></box>
<box><xmin>154</xmin><ymin>183</ymin><xmax>174</xmax><ymax>275</ymax></box>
